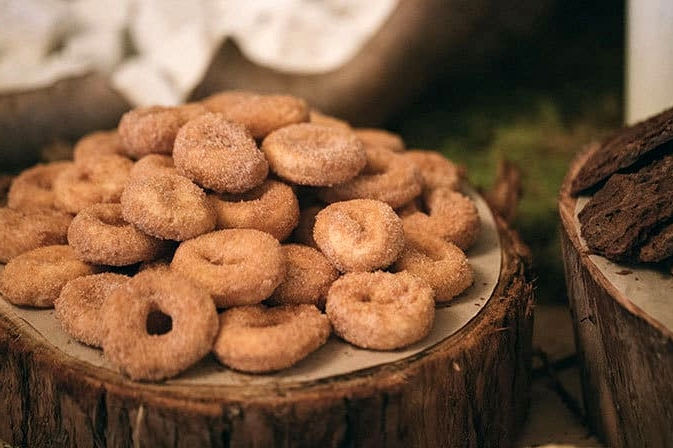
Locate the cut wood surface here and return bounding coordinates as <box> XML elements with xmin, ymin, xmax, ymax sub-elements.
<box><xmin>559</xmin><ymin>145</ymin><xmax>673</xmax><ymax>448</ymax></box>
<box><xmin>0</xmin><ymin>210</ymin><xmax>534</xmax><ymax>448</ymax></box>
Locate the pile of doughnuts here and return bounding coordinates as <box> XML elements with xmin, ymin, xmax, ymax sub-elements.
<box><xmin>0</xmin><ymin>90</ymin><xmax>481</xmax><ymax>382</ymax></box>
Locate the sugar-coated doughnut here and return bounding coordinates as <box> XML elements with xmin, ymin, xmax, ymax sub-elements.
<box><xmin>121</xmin><ymin>173</ymin><xmax>216</xmax><ymax>241</ymax></box>
<box><xmin>101</xmin><ymin>269</ymin><xmax>219</xmax><ymax>381</ymax></box>
<box><xmin>212</xmin><ymin>304</ymin><xmax>331</xmax><ymax>373</ymax></box>
<box><xmin>317</xmin><ymin>146</ymin><xmax>422</xmax><ymax>208</ymax></box>
<box><xmin>68</xmin><ymin>203</ymin><xmax>173</xmax><ymax>266</ymax></box>
<box><xmin>0</xmin><ymin>245</ymin><xmax>101</xmax><ymax>308</ymax></box>
<box><xmin>403</xmin><ymin>149</ymin><xmax>465</xmax><ymax>192</ymax></box>
<box><xmin>309</xmin><ymin>109</ymin><xmax>351</xmax><ymax>130</ymax></box>
<box><xmin>261</xmin><ymin>123</ymin><xmax>366</xmax><ymax>186</ymax></box>
<box><xmin>0</xmin><ymin>207</ymin><xmax>72</xmax><ymax>263</ymax></box>
<box><xmin>325</xmin><ymin>271</ymin><xmax>435</xmax><ymax>350</ymax></box>
<box><xmin>54</xmin><ymin>272</ymin><xmax>129</xmax><ymax>347</ymax></box>
<box><xmin>291</xmin><ymin>204</ymin><xmax>323</xmax><ymax>248</ymax></box>
<box><xmin>173</xmin><ymin>113</ymin><xmax>269</xmax><ymax>194</ymax></box>
<box><xmin>353</xmin><ymin>127</ymin><xmax>406</xmax><ymax>152</ymax></box>
<box><xmin>53</xmin><ymin>156</ymin><xmax>133</xmax><ymax>214</ymax></box>
<box><xmin>72</xmin><ymin>130</ymin><xmax>127</xmax><ymax>165</ymax></box>
<box><xmin>267</xmin><ymin>244</ymin><xmax>340</xmax><ymax>309</ymax></box>
<box><xmin>118</xmin><ymin>103</ymin><xmax>208</xmax><ymax>158</ymax></box>
<box><xmin>313</xmin><ymin>199</ymin><xmax>405</xmax><ymax>272</ymax></box>
<box><xmin>202</xmin><ymin>90</ymin><xmax>310</xmax><ymax>139</ymax></box>
<box><xmin>7</xmin><ymin>161</ymin><xmax>72</xmax><ymax>211</ymax></box>
<box><xmin>208</xmin><ymin>179</ymin><xmax>299</xmax><ymax>241</ymax></box>
<box><xmin>393</xmin><ymin>231</ymin><xmax>473</xmax><ymax>302</ymax></box>
<box><xmin>128</xmin><ymin>154</ymin><xmax>177</xmax><ymax>181</ymax></box>
<box><xmin>170</xmin><ymin>229</ymin><xmax>286</xmax><ymax>308</ymax></box>
<box><xmin>402</xmin><ymin>187</ymin><xmax>480</xmax><ymax>250</ymax></box>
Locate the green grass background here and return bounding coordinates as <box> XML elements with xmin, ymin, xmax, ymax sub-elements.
<box><xmin>388</xmin><ymin>1</ymin><xmax>624</xmax><ymax>303</ymax></box>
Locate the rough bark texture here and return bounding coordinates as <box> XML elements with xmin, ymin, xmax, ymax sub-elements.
<box><xmin>559</xmin><ymin>146</ymin><xmax>673</xmax><ymax>448</ymax></box>
<box><xmin>0</xmin><ymin>213</ymin><xmax>534</xmax><ymax>448</ymax></box>
<box><xmin>569</xmin><ymin>106</ymin><xmax>673</xmax><ymax>195</ymax></box>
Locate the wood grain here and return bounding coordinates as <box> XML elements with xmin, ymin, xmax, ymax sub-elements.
<box><xmin>559</xmin><ymin>144</ymin><xmax>673</xmax><ymax>448</ymax></box>
<box><xmin>0</xmin><ymin>212</ymin><xmax>534</xmax><ymax>448</ymax></box>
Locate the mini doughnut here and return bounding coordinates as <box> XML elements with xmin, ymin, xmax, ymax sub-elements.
<box><xmin>118</xmin><ymin>103</ymin><xmax>208</xmax><ymax>158</ymax></box>
<box><xmin>7</xmin><ymin>161</ymin><xmax>72</xmax><ymax>211</ymax></box>
<box><xmin>267</xmin><ymin>244</ymin><xmax>340</xmax><ymax>309</ymax></box>
<box><xmin>0</xmin><ymin>207</ymin><xmax>72</xmax><ymax>262</ymax></box>
<box><xmin>317</xmin><ymin>146</ymin><xmax>422</xmax><ymax>209</ymax></box>
<box><xmin>101</xmin><ymin>269</ymin><xmax>219</xmax><ymax>381</ymax></box>
<box><xmin>202</xmin><ymin>90</ymin><xmax>310</xmax><ymax>139</ymax></box>
<box><xmin>173</xmin><ymin>113</ymin><xmax>269</xmax><ymax>193</ymax></box>
<box><xmin>402</xmin><ymin>187</ymin><xmax>481</xmax><ymax>250</ymax></box>
<box><xmin>313</xmin><ymin>199</ymin><xmax>404</xmax><ymax>272</ymax></box>
<box><xmin>325</xmin><ymin>271</ymin><xmax>435</xmax><ymax>350</ymax></box>
<box><xmin>170</xmin><ymin>229</ymin><xmax>286</xmax><ymax>308</ymax></box>
<box><xmin>68</xmin><ymin>203</ymin><xmax>173</xmax><ymax>266</ymax></box>
<box><xmin>121</xmin><ymin>173</ymin><xmax>216</xmax><ymax>241</ymax></box>
<box><xmin>54</xmin><ymin>272</ymin><xmax>129</xmax><ymax>347</ymax></box>
<box><xmin>53</xmin><ymin>156</ymin><xmax>133</xmax><ymax>214</ymax></box>
<box><xmin>291</xmin><ymin>204</ymin><xmax>323</xmax><ymax>248</ymax></box>
<box><xmin>0</xmin><ymin>245</ymin><xmax>101</xmax><ymax>308</ymax></box>
<box><xmin>403</xmin><ymin>149</ymin><xmax>465</xmax><ymax>192</ymax></box>
<box><xmin>261</xmin><ymin>123</ymin><xmax>367</xmax><ymax>186</ymax></box>
<box><xmin>354</xmin><ymin>127</ymin><xmax>406</xmax><ymax>152</ymax></box>
<box><xmin>392</xmin><ymin>232</ymin><xmax>474</xmax><ymax>302</ymax></box>
<box><xmin>212</xmin><ymin>304</ymin><xmax>331</xmax><ymax>373</ymax></box>
<box><xmin>72</xmin><ymin>130</ymin><xmax>127</xmax><ymax>165</ymax></box>
<box><xmin>208</xmin><ymin>179</ymin><xmax>299</xmax><ymax>241</ymax></box>
<box><xmin>128</xmin><ymin>154</ymin><xmax>177</xmax><ymax>181</ymax></box>
<box><xmin>309</xmin><ymin>109</ymin><xmax>351</xmax><ymax>130</ymax></box>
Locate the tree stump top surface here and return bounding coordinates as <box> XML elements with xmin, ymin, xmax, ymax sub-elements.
<box><xmin>560</xmin><ymin>144</ymin><xmax>673</xmax><ymax>339</ymax></box>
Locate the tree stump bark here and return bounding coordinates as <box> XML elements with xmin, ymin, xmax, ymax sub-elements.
<box><xmin>559</xmin><ymin>145</ymin><xmax>673</xmax><ymax>448</ymax></box>
<box><xmin>0</xmin><ymin>208</ymin><xmax>534</xmax><ymax>448</ymax></box>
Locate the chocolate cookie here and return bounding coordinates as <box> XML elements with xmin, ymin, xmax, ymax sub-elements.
<box><xmin>570</xmin><ymin>106</ymin><xmax>673</xmax><ymax>195</ymax></box>
<box><xmin>578</xmin><ymin>152</ymin><xmax>673</xmax><ymax>261</ymax></box>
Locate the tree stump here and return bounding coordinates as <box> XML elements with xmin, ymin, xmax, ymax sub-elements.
<box><xmin>559</xmin><ymin>145</ymin><xmax>673</xmax><ymax>448</ymax></box>
<box><xmin>0</xmin><ymin>199</ymin><xmax>534</xmax><ymax>448</ymax></box>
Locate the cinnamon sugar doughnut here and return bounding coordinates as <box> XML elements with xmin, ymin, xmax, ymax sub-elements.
<box><xmin>402</xmin><ymin>187</ymin><xmax>481</xmax><ymax>250</ymax></box>
<box><xmin>7</xmin><ymin>161</ymin><xmax>72</xmax><ymax>211</ymax></box>
<box><xmin>68</xmin><ymin>203</ymin><xmax>173</xmax><ymax>266</ymax></box>
<box><xmin>53</xmin><ymin>156</ymin><xmax>133</xmax><ymax>214</ymax></box>
<box><xmin>101</xmin><ymin>269</ymin><xmax>218</xmax><ymax>381</ymax></box>
<box><xmin>261</xmin><ymin>123</ymin><xmax>366</xmax><ymax>186</ymax></box>
<box><xmin>309</xmin><ymin>109</ymin><xmax>351</xmax><ymax>130</ymax></box>
<box><xmin>0</xmin><ymin>245</ymin><xmax>101</xmax><ymax>308</ymax></box>
<box><xmin>403</xmin><ymin>149</ymin><xmax>465</xmax><ymax>192</ymax></box>
<box><xmin>118</xmin><ymin>103</ymin><xmax>208</xmax><ymax>158</ymax></box>
<box><xmin>0</xmin><ymin>207</ymin><xmax>72</xmax><ymax>262</ymax></box>
<box><xmin>291</xmin><ymin>204</ymin><xmax>323</xmax><ymax>248</ymax></box>
<box><xmin>325</xmin><ymin>271</ymin><xmax>434</xmax><ymax>350</ymax></box>
<box><xmin>208</xmin><ymin>179</ymin><xmax>299</xmax><ymax>241</ymax></box>
<box><xmin>354</xmin><ymin>127</ymin><xmax>406</xmax><ymax>152</ymax></box>
<box><xmin>317</xmin><ymin>146</ymin><xmax>422</xmax><ymax>209</ymax></box>
<box><xmin>202</xmin><ymin>90</ymin><xmax>310</xmax><ymax>139</ymax></box>
<box><xmin>173</xmin><ymin>113</ymin><xmax>269</xmax><ymax>193</ymax></box>
<box><xmin>72</xmin><ymin>130</ymin><xmax>127</xmax><ymax>165</ymax></box>
<box><xmin>212</xmin><ymin>304</ymin><xmax>331</xmax><ymax>373</ymax></box>
<box><xmin>121</xmin><ymin>173</ymin><xmax>216</xmax><ymax>241</ymax></box>
<box><xmin>393</xmin><ymin>232</ymin><xmax>473</xmax><ymax>302</ymax></box>
<box><xmin>267</xmin><ymin>244</ymin><xmax>340</xmax><ymax>309</ymax></box>
<box><xmin>54</xmin><ymin>272</ymin><xmax>129</xmax><ymax>347</ymax></box>
<box><xmin>170</xmin><ymin>229</ymin><xmax>286</xmax><ymax>308</ymax></box>
<box><xmin>313</xmin><ymin>199</ymin><xmax>404</xmax><ymax>272</ymax></box>
<box><xmin>128</xmin><ymin>154</ymin><xmax>177</xmax><ymax>181</ymax></box>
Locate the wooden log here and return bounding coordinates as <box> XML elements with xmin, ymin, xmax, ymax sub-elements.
<box><xmin>0</xmin><ymin>210</ymin><xmax>534</xmax><ymax>448</ymax></box>
<box><xmin>559</xmin><ymin>145</ymin><xmax>673</xmax><ymax>448</ymax></box>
